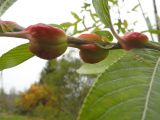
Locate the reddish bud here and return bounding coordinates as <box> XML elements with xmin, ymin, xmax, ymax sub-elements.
<box><xmin>24</xmin><ymin>23</ymin><xmax>67</xmax><ymax>60</ymax></box>
<box><xmin>78</xmin><ymin>33</ymin><xmax>108</xmax><ymax>64</ymax></box>
<box><xmin>121</xmin><ymin>32</ymin><xmax>149</xmax><ymax>50</ymax></box>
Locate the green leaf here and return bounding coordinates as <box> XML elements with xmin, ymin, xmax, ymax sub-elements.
<box><xmin>95</xmin><ymin>43</ymin><xmax>114</xmax><ymax>49</ymax></box>
<box><xmin>49</xmin><ymin>24</ymin><xmax>63</xmax><ymax>29</ymax></box>
<box><xmin>92</xmin><ymin>0</ymin><xmax>111</xmax><ymax>28</ymax></box>
<box><xmin>71</xmin><ymin>11</ymin><xmax>81</xmax><ymax>21</ymax></box>
<box><xmin>123</xmin><ymin>20</ymin><xmax>128</xmax><ymax>28</ymax></box>
<box><xmin>0</xmin><ymin>43</ymin><xmax>34</xmax><ymax>71</ymax></box>
<box><xmin>60</xmin><ymin>22</ymin><xmax>73</xmax><ymax>29</ymax></box>
<box><xmin>82</xmin><ymin>2</ymin><xmax>91</xmax><ymax>10</ymax></box>
<box><xmin>0</xmin><ymin>0</ymin><xmax>17</xmax><ymax>17</ymax></box>
<box><xmin>131</xmin><ymin>4</ymin><xmax>139</xmax><ymax>11</ymax></box>
<box><xmin>77</xmin><ymin>50</ymin><xmax>126</xmax><ymax>74</ymax></box>
<box><xmin>108</xmin><ymin>0</ymin><xmax>117</xmax><ymax>5</ymax></box>
<box><xmin>78</xmin><ymin>49</ymin><xmax>160</xmax><ymax>120</ymax></box>
<box><xmin>143</xmin><ymin>29</ymin><xmax>160</xmax><ymax>34</ymax></box>
<box><xmin>94</xmin><ymin>30</ymin><xmax>113</xmax><ymax>42</ymax></box>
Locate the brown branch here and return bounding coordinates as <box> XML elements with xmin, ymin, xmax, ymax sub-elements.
<box><xmin>67</xmin><ymin>36</ymin><xmax>160</xmax><ymax>51</ymax></box>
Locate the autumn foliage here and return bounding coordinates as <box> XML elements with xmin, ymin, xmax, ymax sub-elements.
<box><xmin>17</xmin><ymin>83</ymin><xmax>56</xmax><ymax>112</ymax></box>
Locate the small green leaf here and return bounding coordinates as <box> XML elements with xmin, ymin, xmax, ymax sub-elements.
<box><xmin>71</xmin><ymin>11</ymin><xmax>81</xmax><ymax>21</ymax></box>
<box><xmin>108</xmin><ymin>0</ymin><xmax>117</xmax><ymax>5</ymax></box>
<box><xmin>123</xmin><ymin>20</ymin><xmax>128</xmax><ymax>28</ymax></box>
<box><xmin>95</xmin><ymin>43</ymin><xmax>114</xmax><ymax>49</ymax></box>
<box><xmin>77</xmin><ymin>50</ymin><xmax>126</xmax><ymax>74</ymax></box>
<box><xmin>92</xmin><ymin>0</ymin><xmax>111</xmax><ymax>28</ymax></box>
<box><xmin>60</xmin><ymin>22</ymin><xmax>73</xmax><ymax>29</ymax></box>
<box><xmin>94</xmin><ymin>30</ymin><xmax>113</xmax><ymax>42</ymax></box>
<box><xmin>131</xmin><ymin>4</ymin><xmax>139</xmax><ymax>11</ymax></box>
<box><xmin>82</xmin><ymin>2</ymin><xmax>91</xmax><ymax>10</ymax></box>
<box><xmin>0</xmin><ymin>43</ymin><xmax>34</xmax><ymax>71</ymax></box>
<box><xmin>49</xmin><ymin>24</ymin><xmax>63</xmax><ymax>29</ymax></box>
<box><xmin>143</xmin><ymin>29</ymin><xmax>160</xmax><ymax>34</ymax></box>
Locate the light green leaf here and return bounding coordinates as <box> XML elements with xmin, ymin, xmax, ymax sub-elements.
<box><xmin>0</xmin><ymin>0</ymin><xmax>17</xmax><ymax>17</ymax></box>
<box><xmin>60</xmin><ymin>22</ymin><xmax>73</xmax><ymax>29</ymax></box>
<box><xmin>78</xmin><ymin>49</ymin><xmax>160</xmax><ymax>120</ymax></box>
<box><xmin>71</xmin><ymin>11</ymin><xmax>81</xmax><ymax>21</ymax></box>
<box><xmin>77</xmin><ymin>50</ymin><xmax>126</xmax><ymax>74</ymax></box>
<box><xmin>49</xmin><ymin>24</ymin><xmax>63</xmax><ymax>29</ymax></box>
<box><xmin>94</xmin><ymin>30</ymin><xmax>113</xmax><ymax>41</ymax></box>
<box><xmin>95</xmin><ymin>43</ymin><xmax>114</xmax><ymax>49</ymax></box>
<box><xmin>92</xmin><ymin>0</ymin><xmax>111</xmax><ymax>28</ymax></box>
<box><xmin>143</xmin><ymin>29</ymin><xmax>160</xmax><ymax>34</ymax></box>
<box><xmin>0</xmin><ymin>43</ymin><xmax>34</xmax><ymax>71</ymax></box>
<box><xmin>131</xmin><ymin>4</ymin><xmax>139</xmax><ymax>11</ymax></box>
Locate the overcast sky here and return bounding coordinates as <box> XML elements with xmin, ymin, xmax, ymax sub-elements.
<box><xmin>0</xmin><ymin>0</ymin><xmax>159</xmax><ymax>93</ymax></box>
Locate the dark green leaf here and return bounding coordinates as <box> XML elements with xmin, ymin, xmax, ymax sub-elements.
<box><xmin>0</xmin><ymin>43</ymin><xmax>34</xmax><ymax>71</ymax></box>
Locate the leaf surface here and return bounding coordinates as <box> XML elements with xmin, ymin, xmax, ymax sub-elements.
<box><xmin>0</xmin><ymin>43</ymin><xmax>34</xmax><ymax>71</ymax></box>
<box><xmin>78</xmin><ymin>49</ymin><xmax>160</xmax><ymax>120</ymax></box>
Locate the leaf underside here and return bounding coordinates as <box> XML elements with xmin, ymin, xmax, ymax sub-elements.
<box><xmin>92</xmin><ymin>0</ymin><xmax>111</xmax><ymax>28</ymax></box>
<box><xmin>0</xmin><ymin>0</ymin><xmax>17</xmax><ymax>17</ymax></box>
<box><xmin>78</xmin><ymin>49</ymin><xmax>160</xmax><ymax>120</ymax></box>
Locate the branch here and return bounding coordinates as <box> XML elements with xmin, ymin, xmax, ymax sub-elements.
<box><xmin>0</xmin><ymin>32</ymin><xmax>28</xmax><ymax>39</ymax></box>
<box><xmin>137</xmin><ymin>0</ymin><xmax>154</xmax><ymax>41</ymax></box>
<box><xmin>153</xmin><ymin>0</ymin><xmax>160</xmax><ymax>41</ymax></box>
<box><xmin>67</xmin><ymin>36</ymin><xmax>160</xmax><ymax>51</ymax></box>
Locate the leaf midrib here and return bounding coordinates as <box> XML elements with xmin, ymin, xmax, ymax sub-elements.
<box><xmin>141</xmin><ymin>57</ymin><xmax>160</xmax><ymax>120</ymax></box>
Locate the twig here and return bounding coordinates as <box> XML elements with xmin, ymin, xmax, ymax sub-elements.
<box><xmin>153</xmin><ymin>0</ymin><xmax>160</xmax><ymax>41</ymax></box>
<box><xmin>137</xmin><ymin>0</ymin><xmax>154</xmax><ymax>41</ymax></box>
<box><xmin>0</xmin><ymin>32</ymin><xmax>28</xmax><ymax>39</ymax></box>
<box><xmin>67</xmin><ymin>36</ymin><xmax>160</xmax><ymax>51</ymax></box>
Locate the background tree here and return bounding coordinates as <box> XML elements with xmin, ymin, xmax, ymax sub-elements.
<box><xmin>17</xmin><ymin>51</ymin><xmax>95</xmax><ymax>120</ymax></box>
